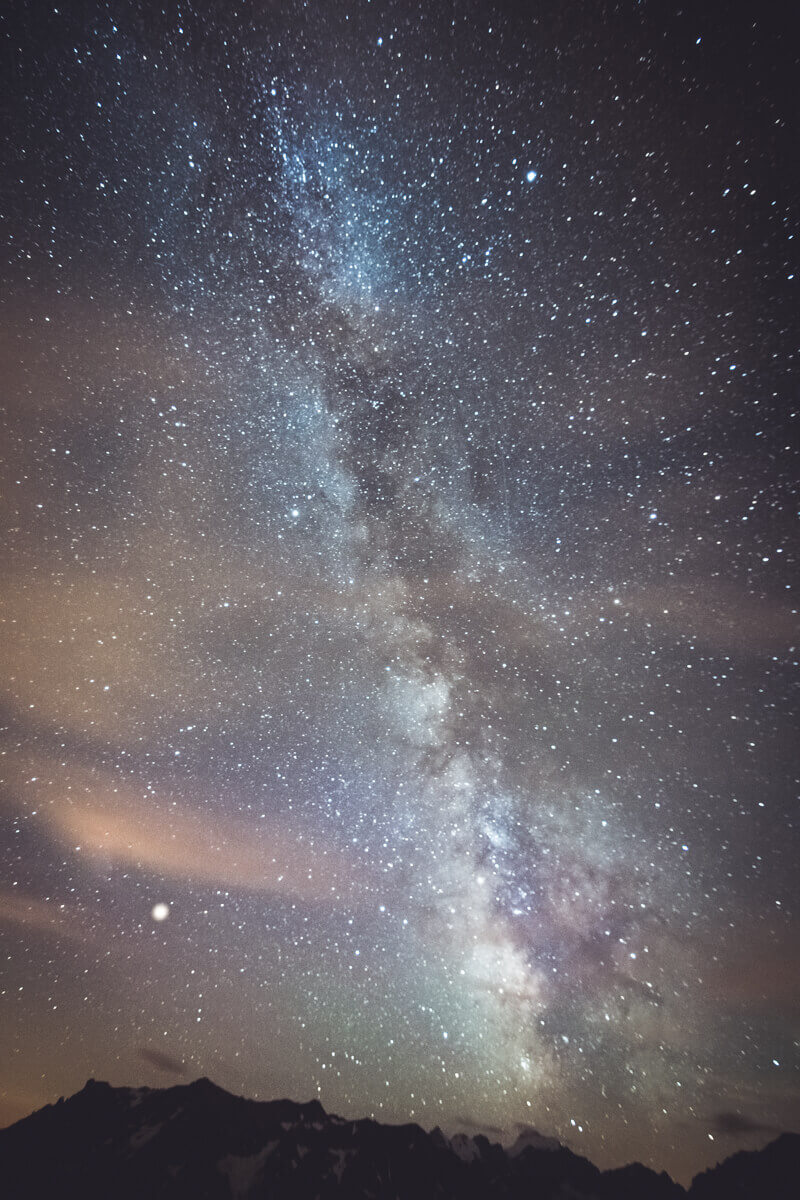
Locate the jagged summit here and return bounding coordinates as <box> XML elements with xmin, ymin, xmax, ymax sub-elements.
<box><xmin>689</xmin><ymin>1131</ymin><xmax>800</xmax><ymax>1198</ymax></box>
<box><xmin>1</xmin><ymin>1079</ymin><xmax>796</xmax><ymax>1200</ymax></box>
<box><xmin>507</xmin><ymin>1124</ymin><xmax>562</xmax><ymax>1156</ymax></box>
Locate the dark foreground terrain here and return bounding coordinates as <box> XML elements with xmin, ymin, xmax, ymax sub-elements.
<box><xmin>0</xmin><ymin>1078</ymin><xmax>796</xmax><ymax>1199</ymax></box>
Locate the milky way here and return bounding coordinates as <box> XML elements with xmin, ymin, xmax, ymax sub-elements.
<box><xmin>1</xmin><ymin>0</ymin><xmax>797</xmax><ymax>1183</ymax></box>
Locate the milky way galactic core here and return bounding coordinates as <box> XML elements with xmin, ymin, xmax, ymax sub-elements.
<box><xmin>1</xmin><ymin>0</ymin><xmax>797</xmax><ymax>1184</ymax></box>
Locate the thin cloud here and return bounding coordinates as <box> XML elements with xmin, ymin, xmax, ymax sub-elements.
<box><xmin>707</xmin><ymin>1111</ymin><xmax>782</xmax><ymax>1137</ymax></box>
<box><xmin>137</xmin><ymin>1048</ymin><xmax>187</xmax><ymax>1077</ymax></box>
<box><xmin>0</xmin><ymin>890</ymin><xmax>95</xmax><ymax>947</ymax></box>
<box><xmin>35</xmin><ymin>772</ymin><xmax>368</xmax><ymax>907</ymax></box>
<box><xmin>454</xmin><ymin>1114</ymin><xmax>506</xmax><ymax>1136</ymax></box>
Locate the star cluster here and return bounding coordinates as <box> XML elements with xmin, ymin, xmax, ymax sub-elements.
<box><xmin>1</xmin><ymin>0</ymin><xmax>797</xmax><ymax>1183</ymax></box>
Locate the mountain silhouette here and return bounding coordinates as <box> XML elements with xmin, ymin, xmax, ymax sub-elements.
<box><xmin>0</xmin><ymin>1078</ymin><xmax>796</xmax><ymax>1199</ymax></box>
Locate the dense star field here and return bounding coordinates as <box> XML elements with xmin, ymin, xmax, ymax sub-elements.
<box><xmin>1</xmin><ymin>0</ymin><xmax>797</xmax><ymax>1184</ymax></box>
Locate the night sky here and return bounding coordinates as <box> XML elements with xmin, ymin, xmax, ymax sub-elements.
<box><xmin>1</xmin><ymin>0</ymin><xmax>797</xmax><ymax>1184</ymax></box>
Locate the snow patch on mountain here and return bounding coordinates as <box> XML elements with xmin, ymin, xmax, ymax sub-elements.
<box><xmin>450</xmin><ymin>1132</ymin><xmax>481</xmax><ymax>1162</ymax></box>
<box><xmin>129</xmin><ymin>1120</ymin><xmax>165</xmax><ymax>1150</ymax></box>
<box><xmin>218</xmin><ymin>1143</ymin><xmax>277</xmax><ymax>1198</ymax></box>
<box><xmin>508</xmin><ymin>1126</ymin><xmax>562</xmax><ymax>1156</ymax></box>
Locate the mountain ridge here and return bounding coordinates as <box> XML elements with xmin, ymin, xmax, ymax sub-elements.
<box><xmin>0</xmin><ymin>1078</ymin><xmax>796</xmax><ymax>1199</ymax></box>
